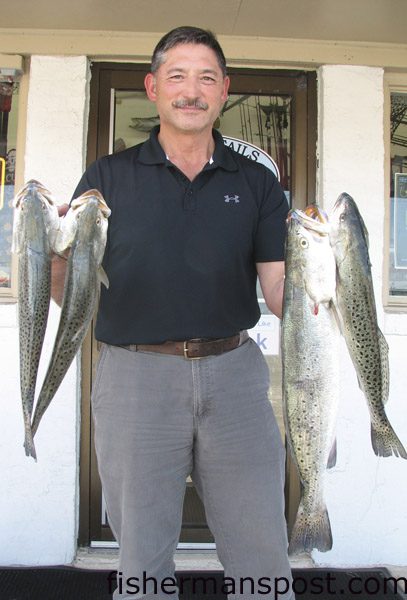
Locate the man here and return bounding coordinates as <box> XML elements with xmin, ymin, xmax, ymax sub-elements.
<box><xmin>53</xmin><ymin>26</ymin><xmax>294</xmax><ymax>600</ymax></box>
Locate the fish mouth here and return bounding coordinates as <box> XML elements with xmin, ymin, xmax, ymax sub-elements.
<box><xmin>287</xmin><ymin>207</ymin><xmax>331</xmax><ymax>235</ymax></box>
<box><xmin>303</xmin><ymin>204</ymin><xmax>329</xmax><ymax>223</ymax></box>
<box><xmin>14</xmin><ymin>180</ymin><xmax>55</xmax><ymax>209</ymax></box>
<box><xmin>71</xmin><ymin>189</ymin><xmax>111</xmax><ymax>217</ymax></box>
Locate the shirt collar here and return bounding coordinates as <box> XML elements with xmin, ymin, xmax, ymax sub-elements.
<box><xmin>138</xmin><ymin>125</ymin><xmax>238</xmax><ymax>172</ymax></box>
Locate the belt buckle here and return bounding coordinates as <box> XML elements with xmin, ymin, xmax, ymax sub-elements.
<box><xmin>183</xmin><ymin>340</ymin><xmax>202</xmax><ymax>360</ymax></box>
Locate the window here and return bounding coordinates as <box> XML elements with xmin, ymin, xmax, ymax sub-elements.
<box><xmin>0</xmin><ymin>76</ymin><xmax>20</xmax><ymax>299</ymax></box>
<box><xmin>387</xmin><ymin>78</ymin><xmax>407</xmax><ymax>304</ymax></box>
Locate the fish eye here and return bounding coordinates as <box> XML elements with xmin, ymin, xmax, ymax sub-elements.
<box><xmin>96</xmin><ymin>217</ymin><xmax>101</xmax><ymax>225</ymax></box>
<box><xmin>299</xmin><ymin>237</ymin><xmax>309</xmax><ymax>248</ymax></box>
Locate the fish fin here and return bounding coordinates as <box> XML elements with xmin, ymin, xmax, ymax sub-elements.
<box><xmin>356</xmin><ymin>373</ymin><xmax>364</xmax><ymax>392</ymax></box>
<box><xmin>329</xmin><ymin>298</ymin><xmax>344</xmax><ymax>335</ymax></box>
<box><xmin>377</xmin><ymin>328</ymin><xmax>390</xmax><ymax>405</ymax></box>
<box><xmin>327</xmin><ymin>438</ymin><xmax>337</xmax><ymax>468</ymax></box>
<box><xmin>313</xmin><ymin>303</ymin><xmax>319</xmax><ymax>316</ymax></box>
<box><xmin>360</xmin><ymin>218</ymin><xmax>370</xmax><ymax>250</ymax></box>
<box><xmin>98</xmin><ymin>266</ymin><xmax>109</xmax><ymax>289</ymax></box>
<box><xmin>370</xmin><ymin>422</ymin><xmax>407</xmax><ymax>459</ymax></box>
<box><xmin>11</xmin><ymin>208</ymin><xmax>22</xmax><ymax>254</ymax></box>
<box><xmin>288</xmin><ymin>499</ymin><xmax>333</xmax><ymax>555</ymax></box>
<box><xmin>11</xmin><ymin>227</ymin><xmax>21</xmax><ymax>254</ymax></box>
<box><xmin>24</xmin><ymin>428</ymin><xmax>37</xmax><ymax>461</ymax></box>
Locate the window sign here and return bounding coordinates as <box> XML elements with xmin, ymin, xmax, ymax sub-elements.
<box><xmin>222</xmin><ymin>136</ymin><xmax>280</xmax><ymax>180</ymax></box>
<box><xmin>0</xmin><ymin>79</ymin><xmax>19</xmax><ymax>293</ymax></box>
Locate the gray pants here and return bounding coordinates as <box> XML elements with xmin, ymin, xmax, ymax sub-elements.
<box><xmin>92</xmin><ymin>338</ymin><xmax>294</xmax><ymax>599</ymax></box>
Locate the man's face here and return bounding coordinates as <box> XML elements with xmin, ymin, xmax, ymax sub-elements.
<box><xmin>145</xmin><ymin>43</ymin><xmax>230</xmax><ymax>136</ymax></box>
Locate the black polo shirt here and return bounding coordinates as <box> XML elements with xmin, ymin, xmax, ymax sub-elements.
<box><xmin>72</xmin><ymin>126</ymin><xmax>288</xmax><ymax>344</ymax></box>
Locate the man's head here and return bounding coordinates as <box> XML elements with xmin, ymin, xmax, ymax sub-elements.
<box><xmin>145</xmin><ymin>26</ymin><xmax>230</xmax><ymax>137</ymax></box>
<box><xmin>151</xmin><ymin>26</ymin><xmax>227</xmax><ymax>78</ymax></box>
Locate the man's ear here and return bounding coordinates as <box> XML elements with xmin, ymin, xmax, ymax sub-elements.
<box><xmin>221</xmin><ymin>76</ymin><xmax>230</xmax><ymax>103</ymax></box>
<box><xmin>144</xmin><ymin>73</ymin><xmax>157</xmax><ymax>101</ymax></box>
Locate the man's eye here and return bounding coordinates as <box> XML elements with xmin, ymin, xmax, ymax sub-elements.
<box><xmin>202</xmin><ymin>76</ymin><xmax>216</xmax><ymax>82</ymax></box>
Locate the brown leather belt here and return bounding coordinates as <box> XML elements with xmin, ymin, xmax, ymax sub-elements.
<box><xmin>121</xmin><ymin>330</ymin><xmax>249</xmax><ymax>359</ymax></box>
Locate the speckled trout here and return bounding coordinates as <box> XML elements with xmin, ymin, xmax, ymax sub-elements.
<box><xmin>282</xmin><ymin>207</ymin><xmax>340</xmax><ymax>554</ymax></box>
<box><xmin>31</xmin><ymin>190</ymin><xmax>110</xmax><ymax>441</ymax></box>
<box><xmin>12</xmin><ymin>180</ymin><xmax>59</xmax><ymax>460</ymax></box>
<box><xmin>330</xmin><ymin>192</ymin><xmax>406</xmax><ymax>459</ymax></box>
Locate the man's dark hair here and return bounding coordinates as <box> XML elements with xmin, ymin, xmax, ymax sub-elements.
<box><xmin>151</xmin><ymin>26</ymin><xmax>227</xmax><ymax>77</ymax></box>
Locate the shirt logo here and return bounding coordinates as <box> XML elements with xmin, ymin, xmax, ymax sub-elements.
<box><xmin>224</xmin><ymin>194</ymin><xmax>240</xmax><ymax>204</ymax></box>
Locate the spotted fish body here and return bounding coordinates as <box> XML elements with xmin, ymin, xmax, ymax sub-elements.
<box><xmin>330</xmin><ymin>192</ymin><xmax>406</xmax><ymax>459</ymax></box>
<box><xmin>282</xmin><ymin>208</ymin><xmax>340</xmax><ymax>555</ymax></box>
<box><xmin>12</xmin><ymin>180</ymin><xmax>59</xmax><ymax>459</ymax></box>
<box><xmin>31</xmin><ymin>191</ymin><xmax>110</xmax><ymax>440</ymax></box>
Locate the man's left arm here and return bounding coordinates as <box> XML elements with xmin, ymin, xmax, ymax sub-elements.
<box><xmin>256</xmin><ymin>260</ymin><xmax>285</xmax><ymax>319</ymax></box>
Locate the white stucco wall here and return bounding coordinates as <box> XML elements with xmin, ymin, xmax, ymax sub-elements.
<box><xmin>316</xmin><ymin>65</ymin><xmax>407</xmax><ymax>566</ymax></box>
<box><xmin>0</xmin><ymin>55</ymin><xmax>89</xmax><ymax>565</ymax></box>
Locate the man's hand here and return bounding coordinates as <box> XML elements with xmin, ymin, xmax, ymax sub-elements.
<box><xmin>51</xmin><ymin>204</ymin><xmax>70</xmax><ymax>306</ymax></box>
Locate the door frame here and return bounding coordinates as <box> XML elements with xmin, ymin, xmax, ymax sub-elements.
<box><xmin>78</xmin><ymin>62</ymin><xmax>317</xmax><ymax>546</ymax></box>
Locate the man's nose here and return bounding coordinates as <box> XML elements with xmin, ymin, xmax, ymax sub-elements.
<box><xmin>181</xmin><ymin>75</ymin><xmax>201</xmax><ymax>98</ymax></box>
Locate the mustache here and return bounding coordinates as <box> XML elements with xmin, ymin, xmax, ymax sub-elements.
<box><xmin>172</xmin><ymin>98</ymin><xmax>209</xmax><ymax>110</ymax></box>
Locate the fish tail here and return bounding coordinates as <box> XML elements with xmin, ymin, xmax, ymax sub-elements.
<box><xmin>24</xmin><ymin>427</ymin><xmax>37</xmax><ymax>461</ymax></box>
<box><xmin>371</xmin><ymin>422</ymin><xmax>407</xmax><ymax>459</ymax></box>
<box><xmin>288</xmin><ymin>500</ymin><xmax>332</xmax><ymax>555</ymax></box>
